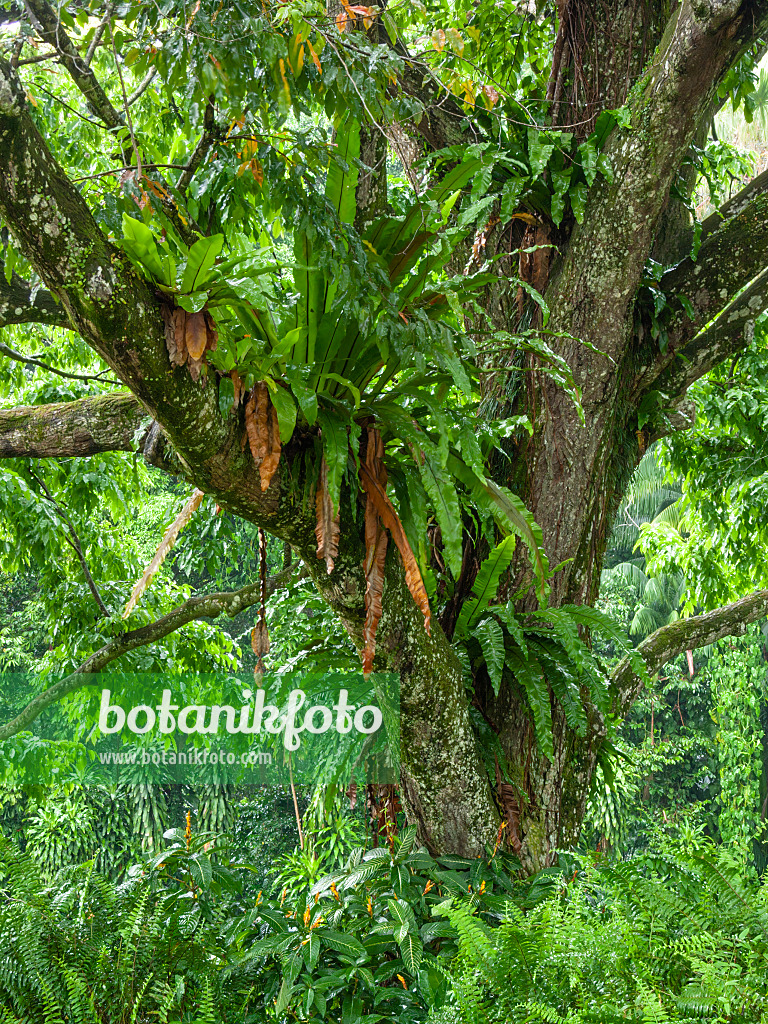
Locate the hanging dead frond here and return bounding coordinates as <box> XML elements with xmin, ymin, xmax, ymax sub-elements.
<box><xmin>315</xmin><ymin>456</ymin><xmax>340</xmax><ymax>574</ymax></box>
<box><xmin>346</xmin><ymin>778</ymin><xmax>358</xmax><ymax>810</ymax></box>
<box><xmin>363</xmin><ymin>500</ymin><xmax>388</xmax><ymax>676</ymax></box>
<box><xmin>123</xmin><ymin>489</ymin><xmax>205</xmax><ymax>619</ymax></box>
<box><xmin>244</xmin><ymin>382</ymin><xmax>282</xmax><ymax>490</ymax></box>
<box><xmin>231</xmin><ymin>368</ymin><xmax>243</xmax><ymax>410</ymax></box>
<box><xmin>495</xmin><ymin>756</ymin><xmax>523</xmax><ymax>854</ymax></box>
<box><xmin>161</xmin><ymin>303</ymin><xmax>218</xmax><ymax>382</ymax></box>
<box><xmin>360</xmin><ymin>427</ymin><xmax>431</xmax><ymax>636</ymax></box>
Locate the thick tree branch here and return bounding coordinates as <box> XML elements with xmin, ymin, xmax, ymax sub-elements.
<box><xmin>0</xmin><ymin>391</ymin><xmax>149</xmax><ymax>456</ymax></box>
<box><xmin>0</xmin><ymin>261</ymin><xmax>69</xmax><ymax>328</ymax></box>
<box><xmin>652</xmin><ymin>268</ymin><xmax>768</xmax><ymax>406</ymax></box>
<box><xmin>0</xmin><ymin>393</ymin><xmax>149</xmax><ymax>459</ymax></box>
<box><xmin>700</xmin><ymin>165</ymin><xmax>768</xmax><ymax>243</ymax></box>
<box><xmin>177</xmin><ymin>96</ymin><xmax>216</xmax><ymax>193</ymax></box>
<box><xmin>663</xmin><ymin>188</ymin><xmax>768</xmax><ymax>348</ymax></box>
<box><xmin>0</xmin><ymin>567</ymin><xmax>299</xmax><ymax>741</ymax></box>
<box><xmin>613</xmin><ymin>589</ymin><xmax>768</xmax><ymax>715</ymax></box>
<box><xmin>632</xmin><ymin>186</ymin><xmax>768</xmax><ymax>402</ymax></box>
<box><xmin>548</xmin><ymin>0</ymin><xmax>768</xmax><ymax>370</ymax></box>
<box><xmin>23</xmin><ymin>0</ymin><xmax>124</xmax><ymax>129</ymax></box>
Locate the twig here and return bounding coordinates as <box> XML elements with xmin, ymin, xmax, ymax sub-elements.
<box><xmin>127</xmin><ymin>68</ymin><xmax>157</xmax><ymax>107</ymax></box>
<box><xmin>0</xmin><ymin>340</ymin><xmax>118</xmax><ymax>384</ymax></box>
<box><xmin>85</xmin><ymin>3</ymin><xmax>113</xmax><ymax>66</ymax></box>
<box><xmin>72</xmin><ymin>163</ymin><xmax>189</xmax><ymax>183</ymax></box>
<box><xmin>177</xmin><ymin>96</ymin><xmax>216</xmax><ymax>192</ymax></box>
<box><xmin>289</xmin><ymin>755</ymin><xmax>305</xmax><ymax>850</ymax></box>
<box><xmin>107</xmin><ymin>20</ymin><xmax>141</xmax><ymax>178</ymax></box>
<box><xmin>30</xmin><ymin>473</ymin><xmax>110</xmax><ymax>617</ymax></box>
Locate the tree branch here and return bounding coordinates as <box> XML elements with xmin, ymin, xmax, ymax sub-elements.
<box><xmin>177</xmin><ymin>96</ymin><xmax>216</xmax><ymax>193</ymax></box>
<box><xmin>30</xmin><ymin>471</ymin><xmax>110</xmax><ymax>617</ymax></box>
<box><xmin>661</xmin><ymin>187</ymin><xmax>768</xmax><ymax>352</ymax></box>
<box><xmin>0</xmin><ymin>566</ymin><xmax>300</xmax><ymax>741</ymax></box>
<box><xmin>0</xmin><ymin>393</ymin><xmax>149</xmax><ymax>459</ymax></box>
<box><xmin>652</xmin><ymin>268</ymin><xmax>768</xmax><ymax>407</ymax></box>
<box><xmin>22</xmin><ymin>0</ymin><xmax>198</xmax><ymax>244</ymax></box>
<box><xmin>612</xmin><ymin>588</ymin><xmax>768</xmax><ymax>714</ymax></box>
<box><xmin>547</xmin><ymin>0</ymin><xmax>768</xmax><ymax>370</ymax></box>
<box><xmin>630</xmin><ymin>183</ymin><xmax>768</xmax><ymax>405</ymax></box>
<box><xmin>23</xmin><ymin>0</ymin><xmax>124</xmax><ymax>129</ymax></box>
<box><xmin>0</xmin><ymin>262</ymin><xmax>69</xmax><ymax>328</ymax></box>
<box><xmin>700</xmin><ymin>165</ymin><xmax>768</xmax><ymax>243</ymax></box>
<box><xmin>0</xmin><ymin>340</ymin><xmax>118</xmax><ymax>383</ymax></box>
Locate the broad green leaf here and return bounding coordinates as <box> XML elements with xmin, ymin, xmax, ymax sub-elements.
<box><xmin>180</xmin><ymin>234</ymin><xmax>224</xmax><ymax>293</ymax></box>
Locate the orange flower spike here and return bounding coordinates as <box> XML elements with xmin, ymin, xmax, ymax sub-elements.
<box><xmin>423</xmin><ymin>879</ymin><xmax>435</xmax><ymax>895</ymax></box>
<box><xmin>185</xmin><ymin>810</ymin><xmax>192</xmax><ymax>852</ymax></box>
<box><xmin>330</xmin><ymin>882</ymin><xmax>341</xmax><ymax>902</ymax></box>
<box><xmin>397</xmin><ymin>975</ymin><xmax>408</xmax><ymax>990</ymax></box>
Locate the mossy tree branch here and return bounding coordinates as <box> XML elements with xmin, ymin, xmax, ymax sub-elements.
<box><xmin>652</xmin><ymin>268</ymin><xmax>768</xmax><ymax>408</ymax></box>
<box><xmin>633</xmin><ymin>187</ymin><xmax>768</xmax><ymax>404</ymax></box>
<box><xmin>0</xmin><ymin>393</ymin><xmax>150</xmax><ymax>459</ymax></box>
<box><xmin>0</xmin><ymin>260</ymin><xmax>69</xmax><ymax>328</ymax></box>
<box><xmin>613</xmin><ymin>588</ymin><xmax>768</xmax><ymax>715</ymax></box>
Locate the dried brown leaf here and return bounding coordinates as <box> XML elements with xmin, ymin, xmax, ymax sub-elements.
<box><xmin>363</xmin><ymin>509</ymin><xmax>388</xmax><ymax>676</ymax></box>
<box><xmin>204</xmin><ymin>311</ymin><xmax>218</xmax><ymax>352</ymax></box>
<box><xmin>162</xmin><ymin>305</ymin><xmax>188</xmax><ymax>367</ymax></box>
<box><xmin>244</xmin><ymin>383</ymin><xmax>282</xmax><ymax>491</ymax></box>
<box><xmin>315</xmin><ymin>457</ymin><xmax>340</xmax><ymax>574</ymax></box>
<box><xmin>231</xmin><ymin>368</ymin><xmax>242</xmax><ymax>410</ymax></box>
<box><xmin>360</xmin><ymin>427</ymin><xmax>431</xmax><ymax>636</ymax></box>
<box><xmin>495</xmin><ymin>757</ymin><xmax>522</xmax><ymax>854</ymax></box>
<box><xmin>185</xmin><ymin>310</ymin><xmax>208</xmax><ymax>360</ymax></box>
<box><xmin>251</xmin><ymin>621</ymin><xmax>270</xmax><ymax>660</ymax></box>
<box><xmin>260</xmin><ymin>402</ymin><xmax>281</xmax><ymax>491</ymax></box>
<box><xmin>123</xmin><ymin>489</ymin><xmax>204</xmax><ymax>619</ymax></box>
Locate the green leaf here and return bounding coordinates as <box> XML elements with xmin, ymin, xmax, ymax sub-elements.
<box><xmin>180</xmin><ymin>234</ymin><xmax>224</xmax><ymax>293</ymax></box>
<box><xmin>319</xmin><ymin>928</ymin><xmax>367</xmax><ymax>962</ymax></box>
<box><xmin>176</xmin><ymin>291</ymin><xmax>208</xmax><ymax>313</ymax></box>
<box><xmin>475</xmin><ymin>617</ymin><xmax>505</xmax><ymax>695</ymax></box>
<box><xmin>288</xmin><ymin>372</ymin><xmax>319</xmax><ymax>425</ymax></box>
<box><xmin>456</xmin><ymin>536</ymin><xmax>516</xmax><ymax>635</ymax></box>
<box><xmin>268</xmin><ymin>384</ymin><xmax>297</xmax><ymax>443</ymax></box>
<box><xmin>500</xmin><ymin>178</ymin><xmax>526</xmax><ymax>220</ymax></box>
<box><xmin>317</xmin><ymin>407</ymin><xmax>350</xmax><ymax>516</ymax></box>
<box><xmin>417</xmin><ymin>450</ymin><xmax>463</xmax><ymax>577</ymax></box>
<box><xmin>398</xmin><ymin>932</ymin><xmax>424</xmax><ymax>975</ymax></box>
<box><xmin>569</xmin><ymin>183</ymin><xmax>589</xmax><ymax>224</ymax></box>
<box><xmin>528</xmin><ymin>128</ymin><xmax>556</xmax><ymax>177</ymax></box>
<box><xmin>506</xmin><ymin>649</ymin><xmax>553</xmax><ymax>759</ymax></box>
<box><xmin>326</xmin><ymin>112</ymin><xmax>361</xmax><ymax>226</ymax></box>
<box><xmin>121</xmin><ymin>214</ymin><xmax>166</xmax><ymax>283</ymax></box>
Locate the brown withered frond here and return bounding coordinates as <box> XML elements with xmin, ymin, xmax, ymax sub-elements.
<box><xmin>315</xmin><ymin>456</ymin><xmax>340</xmax><ymax>574</ymax></box>
<box><xmin>123</xmin><ymin>489</ymin><xmax>205</xmax><ymax>619</ymax></box>
<box><xmin>244</xmin><ymin>382</ymin><xmax>282</xmax><ymax>491</ymax></box>
<box><xmin>360</xmin><ymin>427</ymin><xmax>431</xmax><ymax>637</ymax></box>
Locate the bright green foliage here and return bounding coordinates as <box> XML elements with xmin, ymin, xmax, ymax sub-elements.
<box><xmin>455</xmin><ymin>542</ymin><xmax>647</xmax><ymax>760</ymax></box>
<box><xmin>433</xmin><ymin>845</ymin><xmax>768</xmax><ymax>1023</ymax></box>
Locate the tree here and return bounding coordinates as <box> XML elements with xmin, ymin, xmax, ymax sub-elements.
<box><xmin>2</xmin><ymin>0</ymin><xmax>768</xmax><ymax>872</ymax></box>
